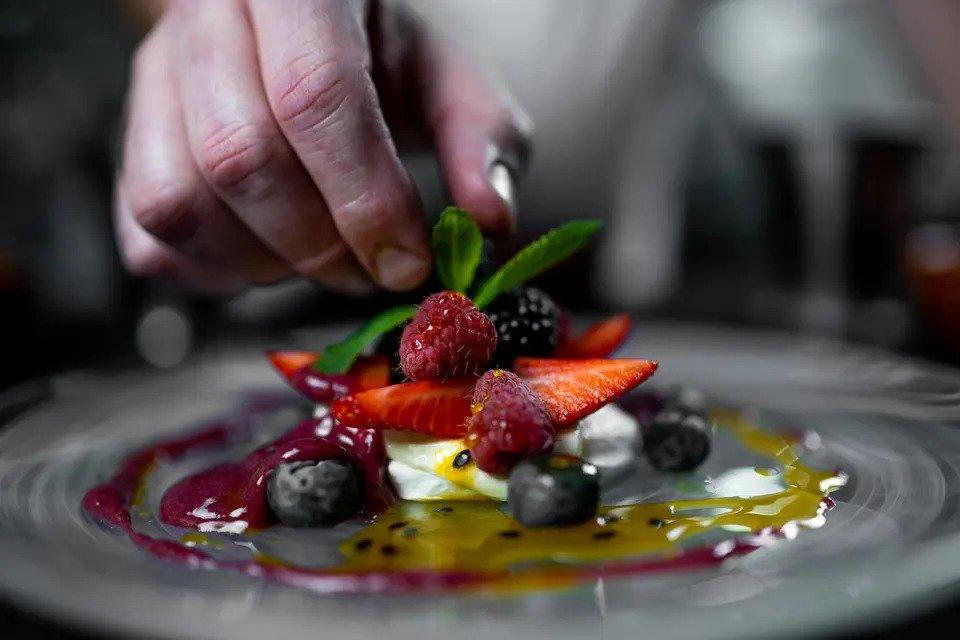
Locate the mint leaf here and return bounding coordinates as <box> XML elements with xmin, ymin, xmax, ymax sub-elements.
<box><xmin>432</xmin><ymin>207</ymin><xmax>483</xmax><ymax>293</ymax></box>
<box><xmin>315</xmin><ymin>305</ymin><xmax>417</xmax><ymax>374</ymax></box>
<box><xmin>473</xmin><ymin>219</ymin><xmax>603</xmax><ymax>309</ymax></box>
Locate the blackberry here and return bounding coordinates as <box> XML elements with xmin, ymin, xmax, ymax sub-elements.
<box><xmin>487</xmin><ymin>287</ymin><xmax>560</xmax><ymax>367</ymax></box>
<box><xmin>375</xmin><ymin>325</ymin><xmax>405</xmax><ymax>382</ymax></box>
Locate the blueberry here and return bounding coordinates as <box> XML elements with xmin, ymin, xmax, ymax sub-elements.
<box><xmin>507</xmin><ymin>454</ymin><xmax>600</xmax><ymax>527</ymax></box>
<box><xmin>643</xmin><ymin>410</ymin><xmax>711</xmax><ymax>472</ymax></box>
<box><xmin>267</xmin><ymin>459</ymin><xmax>362</xmax><ymax>527</ymax></box>
<box><xmin>667</xmin><ymin>386</ymin><xmax>709</xmax><ymax>418</ymax></box>
<box><xmin>622</xmin><ymin>386</ymin><xmax>708</xmax><ymax>424</ymax></box>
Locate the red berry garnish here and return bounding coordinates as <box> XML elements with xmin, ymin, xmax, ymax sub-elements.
<box><xmin>399</xmin><ymin>291</ymin><xmax>497</xmax><ymax>380</ymax></box>
<box><xmin>267</xmin><ymin>351</ymin><xmax>319</xmax><ymax>378</ymax></box>
<box><xmin>268</xmin><ymin>351</ymin><xmax>391</xmax><ymax>403</ymax></box>
<box><xmin>515</xmin><ymin>357</ymin><xmax>658</xmax><ymax>427</ymax></box>
<box><xmin>332</xmin><ymin>379</ymin><xmax>474</xmax><ymax>438</ymax></box>
<box><xmin>552</xmin><ymin>314</ymin><xmax>632</xmax><ymax>359</ymax></box>
<box><xmin>468</xmin><ymin>370</ymin><xmax>555</xmax><ymax>475</ymax></box>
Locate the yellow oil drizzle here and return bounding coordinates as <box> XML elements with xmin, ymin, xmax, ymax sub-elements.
<box><xmin>336</xmin><ymin>410</ymin><xmax>844</xmax><ymax>579</ymax></box>
<box><xmin>131</xmin><ymin>460</ymin><xmax>155</xmax><ymax>518</ymax></box>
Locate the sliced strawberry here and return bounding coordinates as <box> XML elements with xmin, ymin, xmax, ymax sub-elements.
<box><xmin>267</xmin><ymin>350</ymin><xmax>319</xmax><ymax>378</ymax></box>
<box><xmin>515</xmin><ymin>357</ymin><xmax>657</xmax><ymax>426</ymax></box>
<box><xmin>553</xmin><ymin>314</ymin><xmax>632</xmax><ymax>359</ymax></box>
<box><xmin>268</xmin><ymin>351</ymin><xmax>391</xmax><ymax>403</ymax></box>
<box><xmin>351</xmin><ymin>355</ymin><xmax>392</xmax><ymax>390</ymax></box>
<box><xmin>332</xmin><ymin>379</ymin><xmax>475</xmax><ymax>438</ymax></box>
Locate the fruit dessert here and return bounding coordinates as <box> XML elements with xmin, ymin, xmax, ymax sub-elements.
<box><xmin>259</xmin><ymin>210</ymin><xmax>657</xmax><ymax>522</ymax></box>
<box><xmin>83</xmin><ymin>209</ymin><xmax>846</xmax><ymax>593</ymax></box>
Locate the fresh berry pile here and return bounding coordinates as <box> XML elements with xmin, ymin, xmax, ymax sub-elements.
<box><xmin>263</xmin><ymin>207</ymin><xmax>704</xmax><ymax>530</ymax></box>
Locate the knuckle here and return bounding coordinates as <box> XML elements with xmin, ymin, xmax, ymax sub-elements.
<box><xmin>127</xmin><ymin>179</ymin><xmax>201</xmax><ymax>244</ymax></box>
<box><xmin>270</xmin><ymin>56</ymin><xmax>365</xmax><ymax>133</ymax></box>
<box><xmin>331</xmin><ymin>192</ymin><xmax>400</xmax><ymax>239</ymax></box>
<box><xmin>197</xmin><ymin>121</ymin><xmax>276</xmax><ymax>195</ymax></box>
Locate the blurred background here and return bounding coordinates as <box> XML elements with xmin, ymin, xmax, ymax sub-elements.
<box><xmin>2</xmin><ymin>0</ymin><xmax>960</xmax><ymax>637</ymax></box>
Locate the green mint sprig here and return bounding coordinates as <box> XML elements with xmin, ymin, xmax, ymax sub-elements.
<box><xmin>314</xmin><ymin>304</ymin><xmax>417</xmax><ymax>374</ymax></box>
<box><xmin>472</xmin><ymin>219</ymin><xmax>603</xmax><ymax>309</ymax></box>
<box><xmin>432</xmin><ymin>206</ymin><xmax>483</xmax><ymax>294</ymax></box>
<box><xmin>312</xmin><ymin>209</ymin><xmax>602</xmax><ymax>373</ymax></box>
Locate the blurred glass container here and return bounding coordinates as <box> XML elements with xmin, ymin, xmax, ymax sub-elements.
<box><xmin>906</xmin><ymin>224</ymin><xmax>960</xmax><ymax>352</ymax></box>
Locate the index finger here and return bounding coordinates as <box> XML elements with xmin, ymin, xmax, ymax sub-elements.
<box><xmin>247</xmin><ymin>0</ymin><xmax>431</xmax><ymax>291</ymax></box>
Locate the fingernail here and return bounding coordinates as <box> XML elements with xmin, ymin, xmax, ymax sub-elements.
<box><xmin>375</xmin><ymin>246</ymin><xmax>431</xmax><ymax>290</ymax></box>
<box><xmin>488</xmin><ymin>161</ymin><xmax>517</xmax><ymax>232</ymax></box>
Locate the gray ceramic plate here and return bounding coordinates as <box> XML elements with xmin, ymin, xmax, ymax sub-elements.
<box><xmin>2</xmin><ymin>323</ymin><xmax>960</xmax><ymax>640</ymax></box>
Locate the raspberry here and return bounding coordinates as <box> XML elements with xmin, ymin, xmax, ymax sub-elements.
<box><xmin>468</xmin><ymin>369</ymin><xmax>555</xmax><ymax>475</ymax></box>
<box><xmin>399</xmin><ymin>291</ymin><xmax>497</xmax><ymax>380</ymax></box>
<box><xmin>486</xmin><ymin>287</ymin><xmax>560</xmax><ymax>367</ymax></box>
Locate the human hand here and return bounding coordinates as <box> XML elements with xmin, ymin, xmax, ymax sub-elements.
<box><xmin>115</xmin><ymin>0</ymin><xmax>528</xmax><ymax>294</ymax></box>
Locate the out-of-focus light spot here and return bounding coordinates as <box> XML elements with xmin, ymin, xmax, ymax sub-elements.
<box><xmin>136</xmin><ymin>305</ymin><xmax>192</xmax><ymax>369</ymax></box>
<box><xmin>487</xmin><ymin>160</ymin><xmax>516</xmax><ymax>214</ymax></box>
<box><xmin>699</xmin><ymin>0</ymin><xmax>924</xmax><ymax>120</ymax></box>
<box><xmin>702</xmin><ymin>0</ymin><xmax>821</xmax><ymax>94</ymax></box>
<box><xmin>803</xmin><ymin>430</ymin><xmax>823</xmax><ymax>451</ymax></box>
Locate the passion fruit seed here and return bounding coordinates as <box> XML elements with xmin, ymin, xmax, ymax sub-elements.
<box><xmin>453</xmin><ymin>450</ymin><xmax>472</xmax><ymax>469</ymax></box>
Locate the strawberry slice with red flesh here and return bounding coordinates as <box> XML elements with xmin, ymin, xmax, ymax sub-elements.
<box><xmin>332</xmin><ymin>379</ymin><xmax>475</xmax><ymax>438</ymax></box>
<box><xmin>268</xmin><ymin>351</ymin><xmax>318</xmax><ymax>378</ymax></box>
<box><xmin>553</xmin><ymin>314</ymin><xmax>632</xmax><ymax>359</ymax></box>
<box><xmin>515</xmin><ymin>357</ymin><xmax>658</xmax><ymax>427</ymax></box>
<box><xmin>268</xmin><ymin>351</ymin><xmax>391</xmax><ymax>403</ymax></box>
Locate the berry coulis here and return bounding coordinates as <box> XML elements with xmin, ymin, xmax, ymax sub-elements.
<box><xmin>83</xmin><ymin>403</ymin><xmax>844</xmax><ymax>593</ymax></box>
